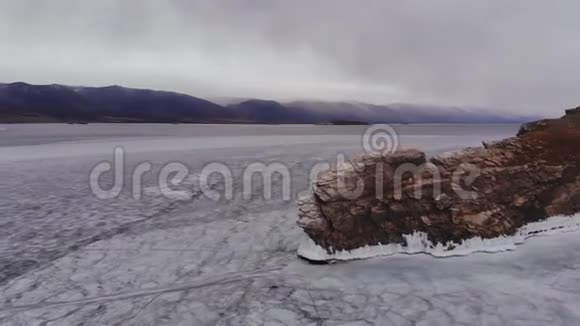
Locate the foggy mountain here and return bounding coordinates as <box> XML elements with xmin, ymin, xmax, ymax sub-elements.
<box><xmin>0</xmin><ymin>82</ymin><xmax>537</xmax><ymax>124</ymax></box>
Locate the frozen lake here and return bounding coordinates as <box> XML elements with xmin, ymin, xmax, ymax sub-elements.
<box><xmin>1</xmin><ymin>123</ymin><xmax>580</xmax><ymax>325</ymax></box>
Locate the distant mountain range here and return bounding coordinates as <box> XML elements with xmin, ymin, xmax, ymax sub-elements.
<box><xmin>0</xmin><ymin>82</ymin><xmax>538</xmax><ymax>124</ymax></box>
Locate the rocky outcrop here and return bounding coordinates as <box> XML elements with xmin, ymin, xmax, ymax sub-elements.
<box><xmin>298</xmin><ymin>109</ymin><xmax>580</xmax><ymax>258</ymax></box>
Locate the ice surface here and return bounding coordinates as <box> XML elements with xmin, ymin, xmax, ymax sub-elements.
<box><xmin>1</xmin><ymin>124</ymin><xmax>580</xmax><ymax>325</ymax></box>
<box><xmin>298</xmin><ymin>214</ymin><xmax>580</xmax><ymax>261</ymax></box>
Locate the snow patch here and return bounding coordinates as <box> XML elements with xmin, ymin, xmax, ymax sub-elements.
<box><xmin>431</xmin><ymin>147</ymin><xmax>481</xmax><ymax>161</ymax></box>
<box><xmin>298</xmin><ymin>213</ymin><xmax>580</xmax><ymax>262</ymax></box>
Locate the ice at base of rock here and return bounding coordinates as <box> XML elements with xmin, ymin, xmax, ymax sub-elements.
<box><xmin>298</xmin><ymin>213</ymin><xmax>580</xmax><ymax>262</ymax></box>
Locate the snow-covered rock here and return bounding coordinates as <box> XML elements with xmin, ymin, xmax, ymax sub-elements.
<box><xmin>298</xmin><ymin>108</ymin><xmax>580</xmax><ymax>261</ymax></box>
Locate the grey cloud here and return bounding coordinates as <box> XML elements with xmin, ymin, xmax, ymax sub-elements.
<box><xmin>1</xmin><ymin>0</ymin><xmax>579</xmax><ymax>116</ymax></box>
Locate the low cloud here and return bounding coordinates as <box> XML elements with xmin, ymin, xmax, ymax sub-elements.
<box><xmin>1</xmin><ymin>0</ymin><xmax>579</xmax><ymax>115</ymax></box>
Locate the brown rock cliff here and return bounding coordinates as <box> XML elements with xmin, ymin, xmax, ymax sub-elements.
<box><xmin>298</xmin><ymin>108</ymin><xmax>580</xmax><ymax>256</ymax></box>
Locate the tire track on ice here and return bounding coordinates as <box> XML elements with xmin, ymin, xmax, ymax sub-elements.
<box><xmin>0</xmin><ymin>266</ymin><xmax>283</xmax><ymax>313</ymax></box>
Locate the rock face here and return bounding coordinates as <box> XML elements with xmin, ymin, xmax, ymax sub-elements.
<box><xmin>298</xmin><ymin>109</ymin><xmax>580</xmax><ymax>257</ymax></box>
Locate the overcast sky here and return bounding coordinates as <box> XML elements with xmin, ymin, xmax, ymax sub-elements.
<box><xmin>1</xmin><ymin>1</ymin><xmax>579</xmax><ymax>115</ymax></box>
